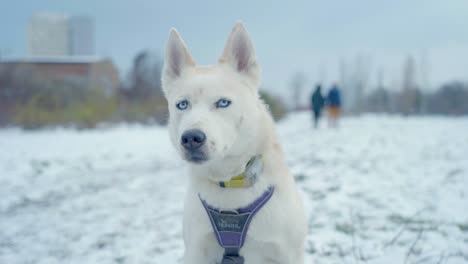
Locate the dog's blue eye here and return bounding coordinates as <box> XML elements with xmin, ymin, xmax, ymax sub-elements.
<box><xmin>216</xmin><ymin>99</ymin><xmax>231</xmax><ymax>108</ymax></box>
<box><xmin>176</xmin><ymin>100</ymin><xmax>189</xmax><ymax>110</ymax></box>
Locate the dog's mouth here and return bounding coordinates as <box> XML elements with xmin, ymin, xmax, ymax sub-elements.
<box><xmin>184</xmin><ymin>150</ymin><xmax>209</xmax><ymax>164</ymax></box>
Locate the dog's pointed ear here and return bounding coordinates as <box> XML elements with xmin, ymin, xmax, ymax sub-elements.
<box><xmin>219</xmin><ymin>22</ymin><xmax>260</xmax><ymax>86</ymax></box>
<box><xmin>162</xmin><ymin>28</ymin><xmax>195</xmax><ymax>85</ymax></box>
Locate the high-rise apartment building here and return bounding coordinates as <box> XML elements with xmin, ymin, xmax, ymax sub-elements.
<box><xmin>27</xmin><ymin>13</ymin><xmax>94</xmax><ymax>56</ymax></box>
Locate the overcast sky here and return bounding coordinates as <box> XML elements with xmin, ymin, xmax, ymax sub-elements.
<box><xmin>1</xmin><ymin>0</ymin><xmax>467</xmax><ymax>95</ymax></box>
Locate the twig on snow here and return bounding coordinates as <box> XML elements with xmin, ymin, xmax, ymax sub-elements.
<box><xmin>404</xmin><ymin>228</ymin><xmax>424</xmax><ymax>264</ymax></box>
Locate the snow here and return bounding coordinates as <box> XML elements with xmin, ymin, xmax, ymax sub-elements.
<box><xmin>1</xmin><ymin>113</ymin><xmax>467</xmax><ymax>264</ymax></box>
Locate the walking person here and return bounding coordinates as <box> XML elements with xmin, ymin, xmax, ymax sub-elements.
<box><xmin>326</xmin><ymin>83</ymin><xmax>342</xmax><ymax>128</ymax></box>
<box><xmin>310</xmin><ymin>84</ymin><xmax>325</xmax><ymax>128</ymax></box>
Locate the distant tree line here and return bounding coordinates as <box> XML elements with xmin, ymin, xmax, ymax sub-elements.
<box><xmin>289</xmin><ymin>54</ymin><xmax>468</xmax><ymax>116</ymax></box>
<box><xmin>357</xmin><ymin>55</ymin><xmax>468</xmax><ymax>115</ymax></box>
<box><xmin>362</xmin><ymin>81</ymin><xmax>468</xmax><ymax>115</ymax></box>
<box><xmin>0</xmin><ymin>50</ymin><xmax>287</xmax><ymax>129</ymax></box>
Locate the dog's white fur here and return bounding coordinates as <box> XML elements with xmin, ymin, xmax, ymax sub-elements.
<box><xmin>162</xmin><ymin>22</ymin><xmax>307</xmax><ymax>264</ymax></box>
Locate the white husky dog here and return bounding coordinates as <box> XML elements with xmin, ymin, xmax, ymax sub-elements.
<box><xmin>162</xmin><ymin>22</ymin><xmax>307</xmax><ymax>264</ymax></box>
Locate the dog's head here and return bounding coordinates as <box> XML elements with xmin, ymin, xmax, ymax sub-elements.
<box><xmin>162</xmin><ymin>22</ymin><xmax>262</xmax><ymax>166</ymax></box>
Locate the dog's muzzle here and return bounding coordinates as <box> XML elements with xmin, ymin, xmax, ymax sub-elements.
<box><xmin>181</xmin><ymin>129</ymin><xmax>208</xmax><ymax>163</ymax></box>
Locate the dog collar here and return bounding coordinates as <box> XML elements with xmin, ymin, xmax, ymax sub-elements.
<box><xmin>210</xmin><ymin>155</ymin><xmax>263</xmax><ymax>188</ymax></box>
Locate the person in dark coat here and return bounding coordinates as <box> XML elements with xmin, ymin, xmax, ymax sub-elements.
<box><xmin>326</xmin><ymin>83</ymin><xmax>342</xmax><ymax>128</ymax></box>
<box><xmin>310</xmin><ymin>84</ymin><xmax>325</xmax><ymax>128</ymax></box>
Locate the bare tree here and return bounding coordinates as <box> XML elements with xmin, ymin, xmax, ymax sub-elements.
<box><xmin>402</xmin><ymin>55</ymin><xmax>417</xmax><ymax>91</ymax></box>
<box><xmin>419</xmin><ymin>50</ymin><xmax>430</xmax><ymax>113</ymax></box>
<box><xmin>124</xmin><ymin>50</ymin><xmax>163</xmax><ymax>100</ymax></box>
<box><xmin>400</xmin><ymin>55</ymin><xmax>422</xmax><ymax>115</ymax></box>
<box><xmin>339</xmin><ymin>57</ymin><xmax>352</xmax><ymax>112</ymax></box>
<box><xmin>347</xmin><ymin>54</ymin><xmax>372</xmax><ymax>113</ymax></box>
<box><xmin>289</xmin><ymin>72</ymin><xmax>306</xmax><ymax>111</ymax></box>
<box><xmin>363</xmin><ymin>67</ymin><xmax>391</xmax><ymax>113</ymax></box>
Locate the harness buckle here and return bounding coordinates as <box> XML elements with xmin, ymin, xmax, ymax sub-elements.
<box><xmin>222</xmin><ymin>254</ymin><xmax>244</xmax><ymax>264</ymax></box>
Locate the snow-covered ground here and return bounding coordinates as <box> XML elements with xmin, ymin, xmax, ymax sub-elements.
<box><xmin>1</xmin><ymin>113</ymin><xmax>467</xmax><ymax>264</ymax></box>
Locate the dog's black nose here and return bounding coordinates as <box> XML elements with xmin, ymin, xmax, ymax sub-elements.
<box><xmin>181</xmin><ymin>129</ymin><xmax>206</xmax><ymax>150</ymax></box>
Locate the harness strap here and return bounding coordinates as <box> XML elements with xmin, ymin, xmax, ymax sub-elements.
<box><xmin>199</xmin><ymin>186</ymin><xmax>275</xmax><ymax>263</ymax></box>
<box><xmin>222</xmin><ymin>248</ymin><xmax>244</xmax><ymax>264</ymax></box>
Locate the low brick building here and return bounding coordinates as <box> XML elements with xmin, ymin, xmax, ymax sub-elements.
<box><xmin>0</xmin><ymin>56</ymin><xmax>119</xmax><ymax>95</ymax></box>
<box><xmin>0</xmin><ymin>56</ymin><xmax>120</xmax><ymax>124</ymax></box>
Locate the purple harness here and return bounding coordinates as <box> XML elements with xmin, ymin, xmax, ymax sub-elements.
<box><xmin>199</xmin><ymin>186</ymin><xmax>275</xmax><ymax>264</ymax></box>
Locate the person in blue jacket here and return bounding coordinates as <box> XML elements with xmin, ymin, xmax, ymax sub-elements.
<box><xmin>326</xmin><ymin>83</ymin><xmax>342</xmax><ymax>128</ymax></box>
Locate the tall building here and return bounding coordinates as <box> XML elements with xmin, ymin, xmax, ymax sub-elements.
<box><xmin>69</xmin><ymin>16</ymin><xmax>94</xmax><ymax>56</ymax></box>
<box><xmin>28</xmin><ymin>13</ymin><xmax>70</xmax><ymax>56</ymax></box>
<box><xmin>27</xmin><ymin>13</ymin><xmax>94</xmax><ymax>57</ymax></box>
